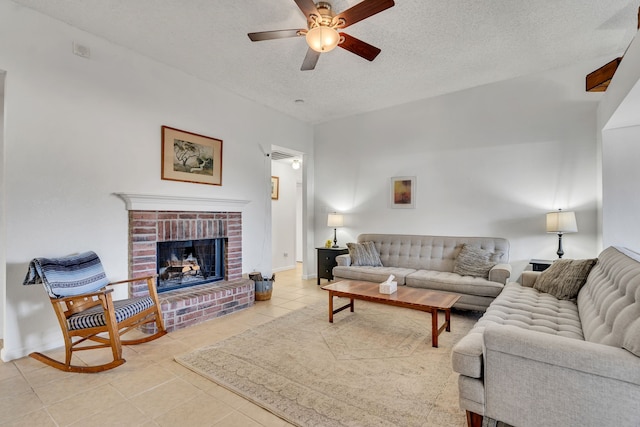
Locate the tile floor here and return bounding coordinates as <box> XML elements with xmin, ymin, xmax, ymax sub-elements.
<box><xmin>0</xmin><ymin>264</ymin><xmax>325</xmax><ymax>426</ymax></box>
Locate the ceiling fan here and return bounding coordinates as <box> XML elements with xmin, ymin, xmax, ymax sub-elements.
<box><xmin>248</xmin><ymin>0</ymin><xmax>395</xmax><ymax>71</ymax></box>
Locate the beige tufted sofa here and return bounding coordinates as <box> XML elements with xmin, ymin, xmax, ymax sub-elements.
<box><xmin>452</xmin><ymin>246</ymin><xmax>640</xmax><ymax>427</ymax></box>
<box><xmin>332</xmin><ymin>233</ymin><xmax>511</xmax><ymax>311</ymax></box>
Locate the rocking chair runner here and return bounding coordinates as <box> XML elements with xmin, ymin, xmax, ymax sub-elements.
<box><xmin>23</xmin><ymin>251</ymin><xmax>166</xmax><ymax>373</ymax></box>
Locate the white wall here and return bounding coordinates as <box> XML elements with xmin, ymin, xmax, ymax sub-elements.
<box><xmin>271</xmin><ymin>161</ymin><xmax>299</xmax><ymax>272</ymax></box>
<box><xmin>601</xmin><ymin>126</ymin><xmax>640</xmax><ymax>251</ymax></box>
<box><xmin>598</xmin><ymin>30</ymin><xmax>640</xmax><ymax>254</ymax></box>
<box><xmin>0</xmin><ymin>1</ymin><xmax>312</xmax><ymax>361</ymax></box>
<box><xmin>314</xmin><ymin>60</ymin><xmax>603</xmax><ymax>280</ymax></box>
<box><xmin>0</xmin><ymin>71</ymin><xmax>5</xmax><ymax>340</ymax></box>
<box><xmin>296</xmin><ymin>182</ymin><xmax>303</xmax><ymax>262</ymax></box>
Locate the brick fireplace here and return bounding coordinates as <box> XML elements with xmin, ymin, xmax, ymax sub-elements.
<box><xmin>117</xmin><ymin>193</ymin><xmax>253</xmax><ymax>332</ymax></box>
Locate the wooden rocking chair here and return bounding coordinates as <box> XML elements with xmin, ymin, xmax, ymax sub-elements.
<box><xmin>23</xmin><ymin>251</ymin><xmax>166</xmax><ymax>373</ymax></box>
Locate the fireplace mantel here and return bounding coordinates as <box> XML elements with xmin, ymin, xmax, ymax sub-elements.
<box><xmin>115</xmin><ymin>193</ymin><xmax>250</xmax><ymax>212</ymax></box>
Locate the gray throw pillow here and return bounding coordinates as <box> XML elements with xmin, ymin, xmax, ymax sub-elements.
<box><xmin>533</xmin><ymin>258</ymin><xmax>598</xmax><ymax>300</ymax></box>
<box><xmin>453</xmin><ymin>244</ymin><xmax>497</xmax><ymax>279</ymax></box>
<box><xmin>347</xmin><ymin>242</ymin><xmax>383</xmax><ymax>267</ymax></box>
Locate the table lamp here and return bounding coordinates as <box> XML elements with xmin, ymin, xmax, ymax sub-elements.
<box><xmin>327</xmin><ymin>213</ymin><xmax>344</xmax><ymax>248</ymax></box>
<box><xmin>546</xmin><ymin>209</ymin><xmax>577</xmax><ymax>258</ymax></box>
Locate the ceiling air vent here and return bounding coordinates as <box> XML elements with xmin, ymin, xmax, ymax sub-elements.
<box><xmin>270</xmin><ymin>151</ymin><xmax>295</xmax><ymax>161</ymax></box>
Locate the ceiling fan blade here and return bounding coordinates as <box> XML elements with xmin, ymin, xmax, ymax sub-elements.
<box><xmin>335</xmin><ymin>0</ymin><xmax>395</xmax><ymax>28</ymax></box>
<box><xmin>248</xmin><ymin>29</ymin><xmax>303</xmax><ymax>42</ymax></box>
<box><xmin>301</xmin><ymin>49</ymin><xmax>320</xmax><ymax>71</ymax></box>
<box><xmin>294</xmin><ymin>0</ymin><xmax>320</xmax><ymax>18</ymax></box>
<box><xmin>338</xmin><ymin>33</ymin><xmax>381</xmax><ymax>61</ymax></box>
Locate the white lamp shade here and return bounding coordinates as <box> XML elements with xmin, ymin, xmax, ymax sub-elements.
<box><xmin>327</xmin><ymin>213</ymin><xmax>344</xmax><ymax>227</ymax></box>
<box><xmin>306</xmin><ymin>26</ymin><xmax>340</xmax><ymax>52</ymax></box>
<box><xmin>546</xmin><ymin>211</ymin><xmax>577</xmax><ymax>233</ymax></box>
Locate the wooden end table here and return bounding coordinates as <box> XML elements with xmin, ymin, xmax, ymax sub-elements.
<box><xmin>321</xmin><ymin>280</ymin><xmax>461</xmax><ymax>348</ymax></box>
<box><xmin>530</xmin><ymin>259</ymin><xmax>553</xmax><ymax>272</ymax></box>
<box><xmin>316</xmin><ymin>247</ymin><xmax>349</xmax><ymax>285</ymax></box>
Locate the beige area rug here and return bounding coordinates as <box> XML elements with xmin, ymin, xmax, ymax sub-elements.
<box><xmin>175</xmin><ymin>300</ymin><xmax>481</xmax><ymax>427</ymax></box>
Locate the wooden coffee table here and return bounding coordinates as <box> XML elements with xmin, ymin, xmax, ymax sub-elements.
<box><xmin>321</xmin><ymin>280</ymin><xmax>461</xmax><ymax>348</ymax></box>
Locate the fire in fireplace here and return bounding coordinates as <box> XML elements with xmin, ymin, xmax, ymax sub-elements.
<box><xmin>156</xmin><ymin>238</ymin><xmax>224</xmax><ymax>292</ymax></box>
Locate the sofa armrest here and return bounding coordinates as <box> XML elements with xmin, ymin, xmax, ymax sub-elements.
<box><xmin>488</xmin><ymin>263</ymin><xmax>511</xmax><ymax>284</ymax></box>
<box><xmin>520</xmin><ymin>270</ymin><xmax>541</xmax><ymax>287</ymax></box>
<box><xmin>484</xmin><ymin>325</ymin><xmax>640</xmax><ymax>426</ymax></box>
<box><xmin>335</xmin><ymin>254</ymin><xmax>351</xmax><ymax>267</ymax></box>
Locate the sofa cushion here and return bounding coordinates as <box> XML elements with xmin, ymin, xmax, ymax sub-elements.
<box><xmin>356</xmin><ymin>234</ymin><xmax>509</xmax><ymax>272</ymax></box>
<box><xmin>578</xmin><ymin>247</ymin><xmax>640</xmax><ymax>354</ymax></box>
<box><xmin>332</xmin><ymin>265</ymin><xmax>416</xmax><ymax>285</ymax></box>
<box><xmin>346</xmin><ymin>242</ymin><xmax>383</xmax><ymax>267</ymax></box>
<box><xmin>452</xmin><ymin>282</ymin><xmax>583</xmax><ymax>379</ymax></box>
<box><xmin>485</xmin><ymin>284</ymin><xmax>583</xmax><ymax>338</ymax></box>
<box><xmin>453</xmin><ymin>244</ymin><xmax>498</xmax><ymax>279</ymax></box>
<box><xmin>406</xmin><ymin>270</ymin><xmax>503</xmax><ymax>298</ymax></box>
<box><xmin>533</xmin><ymin>258</ymin><xmax>597</xmax><ymax>300</ymax></box>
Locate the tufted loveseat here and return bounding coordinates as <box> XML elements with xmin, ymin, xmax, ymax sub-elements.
<box><xmin>451</xmin><ymin>246</ymin><xmax>640</xmax><ymax>427</ymax></box>
<box><xmin>332</xmin><ymin>234</ymin><xmax>511</xmax><ymax>311</ymax></box>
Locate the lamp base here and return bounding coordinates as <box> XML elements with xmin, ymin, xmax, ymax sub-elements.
<box><xmin>332</xmin><ymin>228</ymin><xmax>338</xmax><ymax>248</ymax></box>
<box><xmin>556</xmin><ymin>233</ymin><xmax>564</xmax><ymax>259</ymax></box>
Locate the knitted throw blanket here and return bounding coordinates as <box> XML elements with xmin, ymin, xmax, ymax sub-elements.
<box><xmin>23</xmin><ymin>251</ymin><xmax>109</xmax><ymax>298</ymax></box>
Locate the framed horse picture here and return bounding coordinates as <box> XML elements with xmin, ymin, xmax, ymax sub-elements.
<box><xmin>161</xmin><ymin>126</ymin><xmax>223</xmax><ymax>185</ymax></box>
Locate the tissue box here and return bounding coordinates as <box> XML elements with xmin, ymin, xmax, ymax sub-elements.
<box><xmin>379</xmin><ymin>281</ymin><xmax>398</xmax><ymax>294</ymax></box>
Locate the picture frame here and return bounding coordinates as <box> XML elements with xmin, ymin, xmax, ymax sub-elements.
<box><xmin>161</xmin><ymin>126</ymin><xmax>223</xmax><ymax>186</ymax></box>
<box><xmin>271</xmin><ymin>176</ymin><xmax>279</xmax><ymax>200</ymax></box>
<box><xmin>390</xmin><ymin>176</ymin><xmax>416</xmax><ymax>209</ymax></box>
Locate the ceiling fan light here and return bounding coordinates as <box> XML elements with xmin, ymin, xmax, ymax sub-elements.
<box><xmin>306</xmin><ymin>26</ymin><xmax>340</xmax><ymax>53</ymax></box>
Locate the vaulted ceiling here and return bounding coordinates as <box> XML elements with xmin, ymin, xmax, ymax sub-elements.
<box><xmin>11</xmin><ymin>0</ymin><xmax>639</xmax><ymax>123</ymax></box>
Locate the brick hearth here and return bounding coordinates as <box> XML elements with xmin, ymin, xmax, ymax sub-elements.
<box><xmin>128</xmin><ymin>210</ymin><xmax>253</xmax><ymax>332</ymax></box>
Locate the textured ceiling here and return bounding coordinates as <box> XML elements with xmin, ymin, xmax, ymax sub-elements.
<box><xmin>11</xmin><ymin>0</ymin><xmax>640</xmax><ymax>124</ymax></box>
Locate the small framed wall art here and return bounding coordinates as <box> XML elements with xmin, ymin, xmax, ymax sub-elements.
<box><xmin>161</xmin><ymin>126</ymin><xmax>223</xmax><ymax>185</ymax></box>
<box><xmin>271</xmin><ymin>176</ymin><xmax>279</xmax><ymax>200</ymax></box>
<box><xmin>390</xmin><ymin>176</ymin><xmax>416</xmax><ymax>209</ymax></box>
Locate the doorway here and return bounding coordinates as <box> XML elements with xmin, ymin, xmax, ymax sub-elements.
<box><xmin>271</xmin><ymin>147</ymin><xmax>304</xmax><ymax>275</ymax></box>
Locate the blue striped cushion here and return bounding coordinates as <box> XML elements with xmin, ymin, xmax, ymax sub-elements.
<box><xmin>67</xmin><ymin>296</ymin><xmax>154</xmax><ymax>330</ymax></box>
<box><xmin>23</xmin><ymin>251</ymin><xmax>109</xmax><ymax>298</ymax></box>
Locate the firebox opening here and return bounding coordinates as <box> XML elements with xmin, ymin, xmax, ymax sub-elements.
<box><xmin>157</xmin><ymin>238</ymin><xmax>224</xmax><ymax>293</ymax></box>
